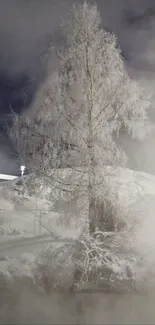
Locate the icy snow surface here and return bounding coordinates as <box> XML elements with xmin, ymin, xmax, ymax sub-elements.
<box><xmin>0</xmin><ymin>167</ymin><xmax>155</xmax><ymax>288</ymax></box>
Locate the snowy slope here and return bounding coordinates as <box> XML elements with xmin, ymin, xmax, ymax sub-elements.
<box><xmin>0</xmin><ymin>167</ymin><xmax>155</xmax><ymax>240</ymax></box>
<box><xmin>105</xmin><ymin>166</ymin><xmax>155</xmax><ymax>207</ymax></box>
<box><xmin>0</xmin><ymin>167</ymin><xmax>155</xmax><ymax>292</ymax></box>
<box><xmin>104</xmin><ymin>167</ymin><xmax>155</xmax><ymax>252</ymax></box>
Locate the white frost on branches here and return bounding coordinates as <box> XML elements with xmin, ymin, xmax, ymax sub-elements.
<box><xmin>8</xmin><ymin>2</ymin><xmax>150</xmax><ymax>235</ymax></box>
<box><xmin>9</xmin><ymin>2</ymin><xmax>149</xmax><ymax>173</ymax></box>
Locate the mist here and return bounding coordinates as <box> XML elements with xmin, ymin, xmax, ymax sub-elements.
<box><xmin>0</xmin><ymin>0</ymin><xmax>154</xmax><ymax>172</ymax></box>
<box><xmin>0</xmin><ymin>1</ymin><xmax>155</xmax><ymax>108</ymax></box>
<box><xmin>1</xmin><ymin>2</ymin><xmax>155</xmax><ymax>323</ymax></box>
<box><xmin>1</xmin><ymin>286</ymin><xmax>155</xmax><ymax>324</ymax></box>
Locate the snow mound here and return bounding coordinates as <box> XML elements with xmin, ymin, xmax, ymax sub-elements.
<box><xmin>104</xmin><ymin>166</ymin><xmax>155</xmax><ymax>207</ymax></box>
<box><xmin>0</xmin><ymin>167</ymin><xmax>155</xmax><ymax>292</ymax></box>
<box><xmin>104</xmin><ymin>167</ymin><xmax>155</xmax><ymax>252</ymax></box>
<box><xmin>0</xmin><ymin>166</ymin><xmax>155</xmax><ymax>243</ymax></box>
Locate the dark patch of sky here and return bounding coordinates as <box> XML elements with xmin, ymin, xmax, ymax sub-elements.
<box><xmin>0</xmin><ymin>0</ymin><xmax>154</xmax><ymax>116</ymax></box>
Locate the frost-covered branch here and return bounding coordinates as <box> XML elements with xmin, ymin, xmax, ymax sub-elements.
<box><xmin>8</xmin><ymin>1</ymin><xmax>150</xmax><ymax>235</ymax></box>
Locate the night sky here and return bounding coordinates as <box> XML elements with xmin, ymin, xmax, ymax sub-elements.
<box><xmin>1</xmin><ymin>0</ymin><xmax>155</xmax><ymax>174</ymax></box>
<box><xmin>0</xmin><ymin>0</ymin><xmax>155</xmax><ymax>117</ymax></box>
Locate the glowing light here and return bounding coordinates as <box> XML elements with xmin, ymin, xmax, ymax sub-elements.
<box><xmin>20</xmin><ymin>165</ymin><xmax>26</xmax><ymax>176</ymax></box>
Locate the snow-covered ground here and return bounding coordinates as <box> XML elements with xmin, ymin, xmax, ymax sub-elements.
<box><xmin>0</xmin><ymin>166</ymin><xmax>155</xmax><ymax>240</ymax></box>
<box><xmin>1</xmin><ymin>167</ymin><xmax>155</xmax><ymax>323</ymax></box>
<box><xmin>0</xmin><ymin>166</ymin><xmax>155</xmax><ymax>290</ymax></box>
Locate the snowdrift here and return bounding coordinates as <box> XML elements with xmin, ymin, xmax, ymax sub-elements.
<box><xmin>0</xmin><ymin>167</ymin><xmax>155</xmax><ymax>292</ymax></box>
<box><xmin>0</xmin><ymin>166</ymin><xmax>155</xmax><ymax>239</ymax></box>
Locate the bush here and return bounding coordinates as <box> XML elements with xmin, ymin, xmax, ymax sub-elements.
<box><xmin>34</xmin><ymin>243</ymin><xmax>76</xmax><ymax>293</ymax></box>
<box><xmin>34</xmin><ymin>231</ymin><xmax>136</xmax><ymax>294</ymax></box>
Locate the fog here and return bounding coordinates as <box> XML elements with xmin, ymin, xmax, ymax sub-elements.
<box><xmin>1</xmin><ymin>1</ymin><xmax>155</xmax><ymax>323</ymax></box>
<box><xmin>0</xmin><ymin>131</ymin><xmax>20</xmax><ymax>175</ymax></box>
<box><xmin>1</xmin><ymin>284</ymin><xmax>155</xmax><ymax>324</ymax></box>
<box><xmin>0</xmin><ymin>0</ymin><xmax>155</xmax><ymax>105</ymax></box>
<box><xmin>1</xmin><ymin>0</ymin><xmax>155</xmax><ymax>173</ymax></box>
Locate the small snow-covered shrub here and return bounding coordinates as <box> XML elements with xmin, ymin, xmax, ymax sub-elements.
<box><xmin>95</xmin><ymin>196</ymin><xmax>125</xmax><ymax>232</ymax></box>
<box><xmin>71</xmin><ymin>232</ymin><xmax>136</xmax><ymax>292</ymax></box>
<box><xmin>34</xmin><ymin>231</ymin><xmax>136</xmax><ymax>293</ymax></box>
<box><xmin>34</xmin><ymin>243</ymin><xmax>76</xmax><ymax>293</ymax></box>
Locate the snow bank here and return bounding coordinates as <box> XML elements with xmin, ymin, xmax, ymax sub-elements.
<box><xmin>0</xmin><ymin>167</ymin><xmax>155</xmax><ymax>292</ymax></box>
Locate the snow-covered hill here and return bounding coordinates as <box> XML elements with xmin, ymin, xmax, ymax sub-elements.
<box><xmin>104</xmin><ymin>167</ymin><xmax>155</xmax><ymax>255</ymax></box>
<box><xmin>0</xmin><ymin>167</ymin><xmax>155</xmax><ymax>293</ymax></box>
<box><xmin>0</xmin><ymin>166</ymin><xmax>155</xmax><ymax>241</ymax></box>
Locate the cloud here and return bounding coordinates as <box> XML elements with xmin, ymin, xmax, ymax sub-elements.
<box><xmin>0</xmin><ymin>0</ymin><xmax>154</xmax><ymax>78</ymax></box>
<box><xmin>1</xmin><ymin>0</ymin><xmax>155</xmax><ymax>173</ymax></box>
<box><xmin>0</xmin><ymin>0</ymin><xmax>72</xmax><ymax>78</ymax></box>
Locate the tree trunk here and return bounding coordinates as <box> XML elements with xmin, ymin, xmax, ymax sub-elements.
<box><xmin>88</xmin><ymin>196</ymin><xmax>96</xmax><ymax>235</ymax></box>
<box><xmin>86</xmin><ymin>42</ymin><xmax>96</xmax><ymax>236</ymax></box>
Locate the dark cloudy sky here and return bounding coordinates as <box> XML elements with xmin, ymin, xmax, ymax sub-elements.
<box><xmin>1</xmin><ymin>0</ymin><xmax>155</xmax><ymax>174</ymax></box>
<box><xmin>0</xmin><ymin>0</ymin><xmax>155</xmax><ymax>117</ymax></box>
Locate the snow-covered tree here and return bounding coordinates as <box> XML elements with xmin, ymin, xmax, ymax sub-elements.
<box><xmin>9</xmin><ymin>2</ymin><xmax>149</xmax><ymax>234</ymax></box>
